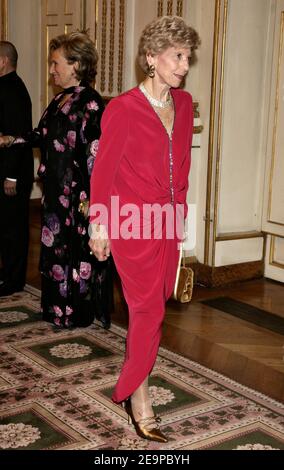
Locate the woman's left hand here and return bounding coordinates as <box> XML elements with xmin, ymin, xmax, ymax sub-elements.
<box><xmin>88</xmin><ymin>223</ymin><xmax>111</xmax><ymax>261</ymax></box>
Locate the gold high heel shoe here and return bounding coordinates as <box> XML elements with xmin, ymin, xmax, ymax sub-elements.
<box><xmin>124</xmin><ymin>399</ymin><xmax>168</xmax><ymax>443</ymax></box>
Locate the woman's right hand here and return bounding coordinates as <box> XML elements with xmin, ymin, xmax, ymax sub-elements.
<box><xmin>0</xmin><ymin>136</ymin><xmax>13</xmax><ymax>147</ymax></box>
<box><xmin>0</xmin><ymin>136</ymin><xmax>8</xmax><ymax>147</ymax></box>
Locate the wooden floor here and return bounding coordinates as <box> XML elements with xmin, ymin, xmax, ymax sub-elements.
<box><xmin>27</xmin><ymin>201</ymin><xmax>284</xmax><ymax>403</ymax></box>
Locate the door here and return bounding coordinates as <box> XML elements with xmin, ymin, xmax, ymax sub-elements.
<box><xmin>262</xmin><ymin>0</ymin><xmax>284</xmax><ymax>282</ymax></box>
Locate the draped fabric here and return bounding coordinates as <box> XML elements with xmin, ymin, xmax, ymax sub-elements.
<box><xmin>90</xmin><ymin>87</ymin><xmax>193</xmax><ymax>401</ymax></box>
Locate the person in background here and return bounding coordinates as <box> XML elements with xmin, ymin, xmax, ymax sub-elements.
<box><xmin>0</xmin><ymin>32</ymin><xmax>112</xmax><ymax>329</ymax></box>
<box><xmin>89</xmin><ymin>16</ymin><xmax>200</xmax><ymax>442</ymax></box>
<box><xmin>0</xmin><ymin>41</ymin><xmax>34</xmax><ymax>297</ymax></box>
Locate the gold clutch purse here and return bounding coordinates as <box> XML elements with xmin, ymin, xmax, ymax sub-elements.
<box><xmin>171</xmin><ymin>244</ymin><xmax>194</xmax><ymax>303</ymax></box>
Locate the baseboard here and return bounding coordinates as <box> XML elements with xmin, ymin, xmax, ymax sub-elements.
<box><xmin>189</xmin><ymin>260</ymin><xmax>264</xmax><ymax>287</ymax></box>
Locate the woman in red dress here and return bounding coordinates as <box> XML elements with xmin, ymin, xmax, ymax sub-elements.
<box><xmin>89</xmin><ymin>16</ymin><xmax>200</xmax><ymax>442</ymax></box>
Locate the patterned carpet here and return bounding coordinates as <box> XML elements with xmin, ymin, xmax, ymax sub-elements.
<box><xmin>0</xmin><ymin>287</ymin><xmax>284</xmax><ymax>451</ymax></box>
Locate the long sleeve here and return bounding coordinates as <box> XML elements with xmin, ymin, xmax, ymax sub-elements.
<box><xmin>89</xmin><ymin>98</ymin><xmax>129</xmax><ymax>226</ymax></box>
<box><xmin>78</xmin><ymin>94</ymin><xmax>104</xmax><ymax>194</ymax></box>
<box><xmin>0</xmin><ymin>80</ymin><xmax>33</xmax><ymax>179</ymax></box>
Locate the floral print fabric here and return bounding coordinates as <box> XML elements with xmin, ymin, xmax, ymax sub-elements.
<box><xmin>31</xmin><ymin>85</ymin><xmax>112</xmax><ymax>328</ymax></box>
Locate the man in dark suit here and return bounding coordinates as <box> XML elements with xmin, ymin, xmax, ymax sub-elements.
<box><xmin>0</xmin><ymin>41</ymin><xmax>34</xmax><ymax>296</ymax></box>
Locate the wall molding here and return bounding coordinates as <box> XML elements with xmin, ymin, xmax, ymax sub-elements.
<box><xmin>157</xmin><ymin>0</ymin><xmax>184</xmax><ymax>17</ymax></box>
<box><xmin>269</xmin><ymin>235</ymin><xmax>284</xmax><ymax>269</ymax></box>
<box><xmin>191</xmin><ymin>260</ymin><xmax>264</xmax><ymax>287</ymax></box>
<box><xmin>267</xmin><ymin>11</ymin><xmax>284</xmax><ymax>226</ymax></box>
<box><xmin>204</xmin><ymin>0</ymin><xmax>223</xmax><ymax>265</ymax></box>
<box><xmin>0</xmin><ymin>0</ymin><xmax>7</xmax><ymax>40</ymax></box>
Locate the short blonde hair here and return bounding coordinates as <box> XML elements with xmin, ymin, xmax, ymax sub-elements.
<box><xmin>138</xmin><ymin>16</ymin><xmax>200</xmax><ymax>73</ymax></box>
<box><xmin>49</xmin><ymin>31</ymin><xmax>98</xmax><ymax>83</ymax></box>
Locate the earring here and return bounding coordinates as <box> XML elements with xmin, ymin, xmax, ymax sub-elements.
<box><xmin>148</xmin><ymin>64</ymin><xmax>155</xmax><ymax>78</ymax></box>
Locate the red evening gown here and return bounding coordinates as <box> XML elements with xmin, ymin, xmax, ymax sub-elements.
<box><xmin>90</xmin><ymin>86</ymin><xmax>193</xmax><ymax>402</ymax></box>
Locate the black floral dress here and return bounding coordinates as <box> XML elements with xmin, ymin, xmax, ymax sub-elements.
<box><xmin>20</xmin><ymin>85</ymin><xmax>113</xmax><ymax>328</ymax></box>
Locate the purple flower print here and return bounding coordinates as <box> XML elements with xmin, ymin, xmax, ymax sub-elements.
<box><xmin>59</xmin><ymin>281</ymin><xmax>67</xmax><ymax>298</ymax></box>
<box><xmin>87</xmin><ymin>100</ymin><xmax>99</xmax><ymax>111</ymax></box>
<box><xmin>87</xmin><ymin>156</ymin><xmax>94</xmax><ymax>176</ymax></box>
<box><xmin>61</xmin><ymin>101</ymin><xmax>72</xmax><ymax>115</ymax></box>
<box><xmin>54</xmin><ymin>317</ymin><xmax>62</xmax><ymax>327</ymax></box>
<box><xmin>38</xmin><ymin>163</ymin><xmax>46</xmax><ymax>175</ymax></box>
<box><xmin>53</xmin><ymin>305</ymin><xmax>63</xmax><ymax>317</ymax></box>
<box><xmin>41</xmin><ymin>226</ymin><xmax>54</xmax><ymax>247</ymax></box>
<box><xmin>69</xmin><ymin>114</ymin><xmax>77</xmax><ymax>122</ymax></box>
<box><xmin>80</xmin><ymin>279</ymin><xmax>87</xmax><ymax>293</ymax></box>
<box><xmin>42</xmin><ymin>128</ymin><xmax>47</xmax><ymax>136</ymax></box>
<box><xmin>71</xmin><ymin>181</ymin><xmax>77</xmax><ymax>187</ymax></box>
<box><xmin>65</xmin><ymin>218</ymin><xmax>71</xmax><ymax>226</ymax></box>
<box><xmin>59</xmin><ymin>195</ymin><xmax>70</xmax><ymax>208</ymax></box>
<box><xmin>54</xmin><ymin>140</ymin><xmax>65</xmax><ymax>152</ymax></box>
<box><xmin>47</xmin><ymin>213</ymin><xmax>60</xmax><ymax>234</ymax></box>
<box><xmin>82</xmin><ymin>118</ymin><xmax>87</xmax><ymax>131</ymax></box>
<box><xmin>80</xmin><ymin>262</ymin><xmax>91</xmax><ymax>280</ymax></box>
<box><xmin>63</xmin><ymin>185</ymin><xmax>70</xmax><ymax>196</ymax></box>
<box><xmin>77</xmin><ymin>226</ymin><xmax>86</xmax><ymax>235</ymax></box>
<box><xmin>55</xmin><ymin>248</ymin><xmax>63</xmax><ymax>257</ymax></box>
<box><xmin>90</xmin><ymin>139</ymin><xmax>99</xmax><ymax>157</ymax></box>
<box><xmin>73</xmin><ymin>269</ymin><xmax>80</xmax><ymax>283</ymax></box>
<box><xmin>80</xmin><ymin>191</ymin><xmax>87</xmax><ymax>201</ymax></box>
<box><xmin>66</xmin><ymin>306</ymin><xmax>73</xmax><ymax>316</ymax></box>
<box><xmin>80</xmin><ymin>127</ymin><xmax>87</xmax><ymax>144</ymax></box>
<box><xmin>52</xmin><ymin>264</ymin><xmax>65</xmax><ymax>281</ymax></box>
<box><xmin>67</xmin><ymin>130</ymin><xmax>76</xmax><ymax>149</ymax></box>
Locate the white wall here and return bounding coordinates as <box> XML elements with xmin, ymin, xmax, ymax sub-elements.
<box><xmin>8</xmin><ymin>0</ymin><xmax>42</xmax><ymax>198</ymax></box>
<box><xmin>218</xmin><ymin>0</ymin><xmax>270</xmax><ymax>234</ymax></box>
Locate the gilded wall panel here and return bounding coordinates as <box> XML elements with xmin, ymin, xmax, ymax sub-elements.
<box><xmin>0</xmin><ymin>0</ymin><xmax>7</xmax><ymax>40</ymax></box>
<box><xmin>270</xmin><ymin>236</ymin><xmax>284</xmax><ymax>269</ymax></box>
<box><xmin>157</xmin><ymin>0</ymin><xmax>183</xmax><ymax>17</ymax></box>
<box><xmin>96</xmin><ymin>0</ymin><xmax>125</xmax><ymax>97</ymax></box>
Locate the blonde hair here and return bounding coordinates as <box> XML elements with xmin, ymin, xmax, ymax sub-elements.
<box><xmin>138</xmin><ymin>16</ymin><xmax>200</xmax><ymax>73</ymax></box>
<box><xmin>49</xmin><ymin>31</ymin><xmax>98</xmax><ymax>83</ymax></box>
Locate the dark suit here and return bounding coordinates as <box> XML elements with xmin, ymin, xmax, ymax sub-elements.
<box><xmin>0</xmin><ymin>71</ymin><xmax>34</xmax><ymax>289</ymax></box>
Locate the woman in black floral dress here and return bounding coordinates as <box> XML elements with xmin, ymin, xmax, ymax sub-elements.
<box><xmin>0</xmin><ymin>32</ymin><xmax>113</xmax><ymax>328</ymax></box>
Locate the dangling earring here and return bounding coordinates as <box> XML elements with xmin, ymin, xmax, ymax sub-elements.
<box><xmin>148</xmin><ymin>64</ymin><xmax>155</xmax><ymax>78</ymax></box>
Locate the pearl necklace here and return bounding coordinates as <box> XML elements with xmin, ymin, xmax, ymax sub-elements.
<box><xmin>139</xmin><ymin>83</ymin><xmax>172</xmax><ymax>109</ymax></box>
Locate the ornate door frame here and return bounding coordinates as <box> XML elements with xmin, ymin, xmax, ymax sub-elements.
<box><xmin>0</xmin><ymin>0</ymin><xmax>7</xmax><ymax>40</ymax></box>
